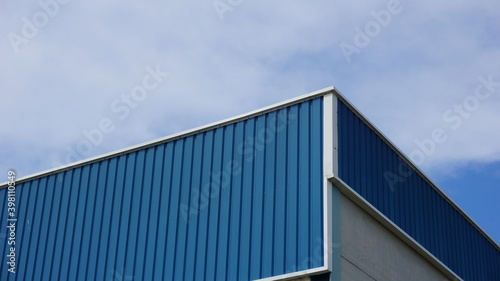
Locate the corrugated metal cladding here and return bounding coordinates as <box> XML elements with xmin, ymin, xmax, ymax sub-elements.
<box><xmin>337</xmin><ymin>100</ymin><xmax>500</xmax><ymax>280</ymax></box>
<box><xmin>0</xmin><ymin>97</ymin><xmax>324</xmax><ymax>281</ymax></box>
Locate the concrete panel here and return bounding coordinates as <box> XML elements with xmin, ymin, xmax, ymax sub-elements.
<box><xmin>340</xmin><ymin>193</ymin><xmax>450</xmax><ymax>281</ymax></box>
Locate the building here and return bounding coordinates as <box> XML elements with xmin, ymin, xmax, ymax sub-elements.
<box><xmin>1</xmin><ymin>87</ymin><xmax>499</xmax><ymax>281</ymax></box>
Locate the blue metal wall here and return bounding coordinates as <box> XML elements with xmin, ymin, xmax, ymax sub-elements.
<box><xmin>0</xmin><ymin>97</ymin><xmax>324</xmax><ymax>281</ymax></box>
<box><xmin>337</xmin><ymin>99</ymin><xmax>500</xmax><ymax>280</ymax></box>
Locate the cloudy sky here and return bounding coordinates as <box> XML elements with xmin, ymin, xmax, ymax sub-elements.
<box><xmin>1</xmin><ymin>0</ymin><xmax>499</xmax><ymax>244</ymax></box>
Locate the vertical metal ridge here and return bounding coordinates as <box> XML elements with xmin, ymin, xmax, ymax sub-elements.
<box><xmin>148</xmin><ymin>144</ymin><xmax>164</xmax><ymax>280</ymax></box>
<box><xmin>160</xmin><ymin>142</ymin><xmax>175</xmax><ymax>280</ymax></box>
<box><xmin>219</xmin><ymin>126</ymin><xmax>229</xmax><ymax>280</ymax></box>
<box><xmin>32</xmin><ymin>176</ymin><xmax>50</xmax><ymax>280</ymax></box>
<box><xmin>138</xmin><ymin>147</ymin><xmax>156</xmax><ymax>279</ymax></box>
<box><xmin>17</xmin><ymin>175</ymin><xmax>32</xmax><ymax>281</ymax></box>
<box><xmin>44</xmin><ymin>172</ymin><xmax>65</xmax><ymax>279</ymax></box>
<box><xmin>250</xmin><ymin>118</ymin><xmax>257</xmax><ymax>279</ymax></box>
<box><xmin>110</xmin><ymin>155</ymin><xmax>127</xmax><ymax>279</ymax></box>
<box><xmin>33</xmin><ymin>176</ymin><xmax>52</xmax><ymax>281</ymax></box>
<box><xmin>82</xmin><ymin>162</ymin><xmax>102</xmax><ymax>280</ymax></box>
<box><xmin>19</xmin><ymin>180</ymin><xmax>32</xmax><ymax>281</ymax></box>
<box><xmin>180</xmin><ymin>136</ymin><xmax>197</xmax><ymax>280</ymax></box>
<box><xmin>98</xmin><ymin>158</ymin><xmax>117</xmax><ymax>280</ymax></box>
<box><xmin>120</xmin><ymin>153</ymin><xmax>137</xmax><ymax>280</ymax></box>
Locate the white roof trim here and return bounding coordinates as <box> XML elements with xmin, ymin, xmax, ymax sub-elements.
<box><xmin>0</xmin><ymin>86</ymin><xmax>335</xmax><ymax>187</ymax></box>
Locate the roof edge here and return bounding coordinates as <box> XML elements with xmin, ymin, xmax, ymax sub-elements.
<box><xmin>332</xmin><ymin>89</ymin><xmax>500</xmax><ymax>252</ymax></box>
<box><xmin>0</xmin><ymin>86</ymin><xmax>335</xmax><ymax>188</ymax></box>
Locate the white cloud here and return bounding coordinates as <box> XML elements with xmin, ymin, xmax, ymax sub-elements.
<box><xmin>0</xmin><ymin>0</ymin><xmax>499</xmax><ymax>177</ymax></box>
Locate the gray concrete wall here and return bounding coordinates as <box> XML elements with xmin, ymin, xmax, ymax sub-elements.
<box><xmin>340</xmin><ymin>193</ymin><xmax>450</xmax><ymax>281</ymax></box>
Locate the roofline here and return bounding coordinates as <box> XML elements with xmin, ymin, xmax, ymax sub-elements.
<box><xmin>1</xmin><ymin>85</ymin><xmax>498</xmax><ymax>252</ymax></box>
<box><xmin>0</xmin><ymin>86</ymin><xmax>335</xmax><ymax>188</ymax></box>
<box><xmin>332</xmin><ymin>89</ymin><xmax>500</xmax><ymax>252</ymax></box>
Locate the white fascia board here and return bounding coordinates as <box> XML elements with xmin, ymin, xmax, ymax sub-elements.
<box><xmin>253</xmin><ymin>266</ymin><xmax>329</xmax><ymax>281</ymax></box>
<box><xmin>0</xmin><ymin>86</ymin><xmax>336</xmax><ymax>188</ymax></box>
<box><xmin>322</xmin><ymin>93</ymin><xmax>335</xmax><ymax>272</ymax></box>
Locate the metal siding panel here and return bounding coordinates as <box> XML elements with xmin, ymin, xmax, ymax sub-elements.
<box><xmin>27</xmin><ymin>177</ymin><xmax>48</xmax><ymax>281</ymax></box>
<box><xmin>33</xmin><ymin>175</ymin><xmax>53</xmax><ymax>280</ymax></box>
<box><xmin>136</xmin><ymin>147</ymin><xmax>156</xmax><ymax>279</ymax></box>
<box><xmin>250</xmin><ymin>116</ymin><xmax>265</xmax><ymax>280</ymax></box>
<box><xmin>273</xmin><ymin>109</ymin><xmax>288</xmax><ymax>275</ymax></box>
<box><xmin>376</xmin><ymin>130</ymin><xmax>385</xmax><ymax>226</ymax></box>
<box><xmin>166</xmin><ymin>139</ymin><xmax>184</xmax><ymax>280</ymax></box>
<box><xmin>125</xmin><ymin>151</ymin><xmax>145</xmax><ymax>279</ymax></box>
<box><xmin>386</xmin><ymin>136</ymin><xmax>394</xmax><ymax>221</ymax></box>
<box><xmin>65</xmin><ymin>167</ymin><xmax>84</xmax><ymax>280</ymax></box>
<box><xmin>106</xmin><ymin>155</ymin><xmax>128</xmax><ymax>280</ymax></box>
<box><xmin>194</xmin><ymin>131</ymin><xmax>213</xmax><ymax>281</ymax></box>
<box><xmin>399</xmin><ymin>160</ymin><xmax>407</xmax><ymax>232</ymax></box>
<box><xmin>2</xmin><ymin>97</ymin><xmax>324</xmax><ymax>281</ymax></box>
<box><xmin>402</xmin><ymin>159</ymin><xmax>411</xmax><ymax>233</ymax></box>
<box><xmin>337</xmin><ymin>100</ymin><xmax>500</xmax><ymax>280</ymax></box>
<box><xmin>176</xmin><ymin>137</ymin><xmax>195</xmax><ymax>281</ymax></box>
<box><xmin>183</xmin><ymin>135</ymin><xmax>203</xmax><ymax>281</ymax></box>
<box><xmin>58</xmin><ymin>168</ymin><xmax>80</xmax><ymax>280</ymax></box>
<box><xmin>384</xmin><ymin>145</ymin><xmax>390</xmax><ymax>218</ymax></box>
<box><xmin>95</xmin><ymin>158</ymin><xmax>117</xmax><ymax>281</ymax></box>
<box><xmin>262</xmin><ymin>113</ymin><xmax>277</xmax><ymax>278</ymax></box>
<box><xmin>158</xmin><ymin>142</ymin><xmax>175</xmax><ymax>280</ymax></box>
<box><xmin>216</xmin><ymin>127</ymin><xmax>234</xmax><ymax>281</ymax></box>
<box><xmin>80</xmin><ymin>163</ymin><xmax>100</xmax><ymax>280</ymax></box>
<box><xmin>207</xmin><ymin>128</ymin><xmax>224</xmax><ymax>280</ymax></box>
<box><xmin>429</xmin><ymin>182</ymin><xmax>438</xmax><ymax>258</ymax></box>
<box><xmin>286</xmin><ymin>104</ymin><xmax>299</xmax><ymax>273</ymax></box>
<box><xmin>408</xmin><ymin>171</ymin><xmax>417</xmax><ymax>240</ymax></box>
<box><xmin>87</xmin><ymin>163</ymin><xmax>105</xmax><ymax>280</ymax></box>
<box><xmin>144</xmin><ymin>146</ymin><xmax>164</xmax><ymax>281</ymax></box>
<box><xmin>442</xmin><ymin>195</ymin><xmax>452</xmax><ymax>269</ymax></box>
<box><xmin>239</xmin><ymin>118</ymin><xmax>255</xmax><ymax>280</ymax></box>
<box><xmin>422</xmin><ymin>177</ymin><xmax>431</xmax><ymax>249</ymax></box>
<box><xmin>359</xmin><ymin>115</ymin><xmax>367</xmax><ymax>200</ymax></box>
<box><xmin>416</xmin><ymin>175</ymin><xmax>425</xmax><ymax>246</ymax></box>
<box><xmin>43</xmin><ymin>173</ymin><xmax>64</xmax><ymax>281</ymax></box>
<box><xmin>227</xmin><ymin>122</ymin><xmax>245</xmax><ymax>280</ymax></box>
<box><xmin>298</xmin><ymin>103</ymin><xmax>310</xmax><ymax>270</ymax></box>
<box><xmin>114</xmin><ymin>153</ymin><xmax>136</xmax><ymax>280</ymax></box>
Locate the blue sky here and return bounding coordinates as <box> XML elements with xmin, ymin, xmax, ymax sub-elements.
<box><xmin>1</xmin><ymin>0</ymin><xmax>499</xmax><ymax>245</ymax></box>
